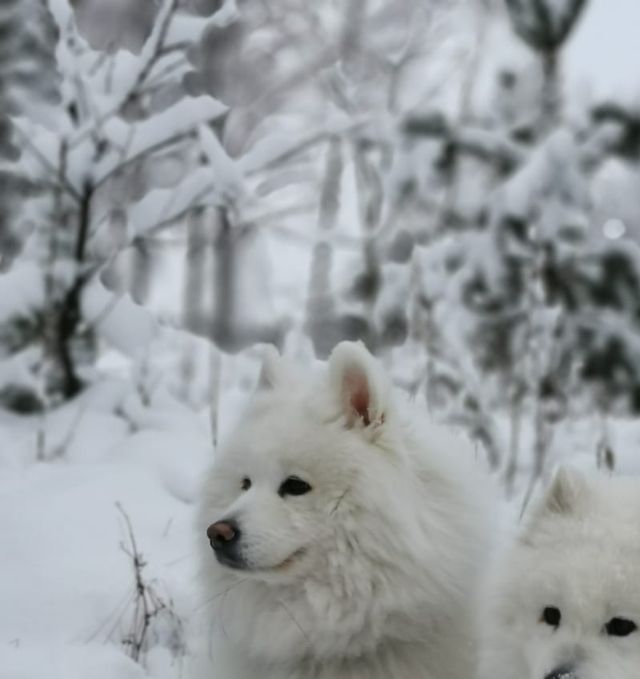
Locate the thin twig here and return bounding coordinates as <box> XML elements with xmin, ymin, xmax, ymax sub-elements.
<box><xmin>12</xmin><ymin>126</ymin><xmax>81</xmax><ymax>202</ymax></box>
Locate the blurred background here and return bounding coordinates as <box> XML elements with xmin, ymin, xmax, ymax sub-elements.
<box><xmin>3</xmin><ymin>0</ymin><xmax>640</xmax><ymax>491</ymax></box>
<box><xmin>3</xmin><ymin>1</ymin><xmax>640</xmax><ymax>675</ymax></box>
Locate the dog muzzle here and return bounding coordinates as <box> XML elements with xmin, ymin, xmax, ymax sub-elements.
<box><xmin>545</xmin><ymin>667</ymin><xmax>577</xmax><ymax>679</ymax></box>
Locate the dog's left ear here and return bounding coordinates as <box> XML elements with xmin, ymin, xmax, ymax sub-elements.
<box><xmin>329</xmin><ymin>341</ymin><xmax>387</xmax><ymax>428</ymax></box>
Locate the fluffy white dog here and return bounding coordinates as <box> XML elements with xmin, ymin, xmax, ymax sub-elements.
<box><xmin>478</xmin><ymin>468</ymin><xmax>640</xmax><ymax>679</ymax></box>
<box><xmin>194</xmin><ymin>341</ymin><xmax>491</xmax><ymax>679</ymax></box>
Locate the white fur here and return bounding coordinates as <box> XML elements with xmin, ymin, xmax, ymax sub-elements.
<box><xmin>193</xmin><ymin>341</ymin><xmax>491</xmax><ymax>679</ymax></box>
<box><xmin>478</xmin><ymin>469</ymin><xmax>640</xmax><ymax>679</ymax></box>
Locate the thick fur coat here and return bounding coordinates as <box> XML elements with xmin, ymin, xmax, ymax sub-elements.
<box><xmin>478</xmin><ymin>469</ymin><xmax>640</xmax><ymax>679</ymax></box>
<box><xmin>193</xmin><ymin>342</ymin><xmax>491</xmax><ymax>679</ymax></box>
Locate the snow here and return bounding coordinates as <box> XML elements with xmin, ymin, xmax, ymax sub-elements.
<box><xmin>82</xmin><ymin>280</ymin><xmax>158</xmax><ymax>358</ymax></box>
<box><xmin>2</xmin><ymin>644</ymin><xmax>146</xmax><ymax>679</ymax></box>
<box><xmin>91</xmin><ymin>96</ymin><xmax>227</xmax><ymax>190</ymax></box>
<box><xmin>0</xmin><ymin>262</ymin><xmax>44</xmax><ymax>323</ymax></box>
<box><xmin>0</xmin><ymin>377</ymin><xmax>215</xmax><ymax>679</ymax></box>
<box><xmin>565</xmin><ymin>0</ymin><xmax>640</xmax><ymax>107</ymax></box>
<box><xmin>4</xmin><ymin>0</ymin><xmax>640</xmax><ymax>676</ymax></box>
<box><xmin>126</xmin><ymin>167</ymin><xmax>220</xmax><ymax>237</ymax></box>
<box><xmin>2</xmin><ymin>344</ymin><xmax>640</xmax><ymax>679</ymax></box>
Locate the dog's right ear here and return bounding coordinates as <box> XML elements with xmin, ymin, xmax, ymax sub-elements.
<box><xmin>328</xmin><ymin>341</ymin><xmax>387</xmax><ymax>429</ymax></box>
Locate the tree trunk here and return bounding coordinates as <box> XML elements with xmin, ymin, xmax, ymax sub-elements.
<box><xmin>541</xmin><ymin>49</ymin><xmax>560</xmax><ymax>133</ymax></box>
<box><xmin>45</xmin><ymin>181</ymin><xmax>93</xmax><ymax>400</ymax></box>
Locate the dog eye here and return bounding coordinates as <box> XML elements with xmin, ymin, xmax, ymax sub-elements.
<box><xmin>279</xmin><ymin>476</ymin><xmax>312</xmax><ymax>497</ymax></box>
<box><xmin>541</xmin><ymin>606</ymin><xmax>562</xmax><ymax>628</ymax></box>
<box><xmin>241</xmin><ymin>477</ymin><xmax>252</xmax><ymax>491</ymax></box>
<box><xmin>605</xmin><ymin>617</ymin><xmax>637</xmax><ymax>637</ymax></box>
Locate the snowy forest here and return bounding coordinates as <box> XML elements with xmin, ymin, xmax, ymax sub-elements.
<box><xmin>2</xmin><ymin>0</ymin><xmax>640</xmax><ymax>676</ymax></box>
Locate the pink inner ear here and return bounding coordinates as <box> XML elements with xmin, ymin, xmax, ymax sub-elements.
<box><xmin>344</xmin><ymin>369</ymin><xmax>371</xmax><ymax>426</ymax></box>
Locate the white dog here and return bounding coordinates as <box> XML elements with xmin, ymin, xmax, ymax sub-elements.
<box><xmin>478</xmin><ymin>468</ymin><xmax>640</xmax><ymax>679</ymax></box>
<box><xmin>193</xmin><ymin>341</ymin><xmax>491</xmax><ymax>679</ymax></box>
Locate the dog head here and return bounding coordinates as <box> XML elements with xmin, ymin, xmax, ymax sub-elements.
<box><xmin>489</xmin><ymin>469</ymin><xmax>640</xmax><ymax>679</ymax></box>
<box><xmin>197</xmin><ymin>341</ymin><xmax>489</xmax><ymax>667</ymax></box>
<box><xmin>200</xmin><ymin>340</ymin><xmax>403</xmax><ymax>582</ymax></box>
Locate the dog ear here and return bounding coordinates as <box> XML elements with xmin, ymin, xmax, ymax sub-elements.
<box><xmin>544</xmin><ymin>466</ymin><xmax>587</xmax><ymax>515</ymax></box>
<box><xmin>256</xmin><ymin>345</ymin><xmax>283</xmax><ymax>391</ymax></box>
<box><xmin>328</xmin><ymin>341</ymin><xmax>386</xmax><ymax>428</ymax></box>
<box><xmin>521</xmin><ymin>468</ymin><xmax>588</xmax><ymax>541</ymax></box>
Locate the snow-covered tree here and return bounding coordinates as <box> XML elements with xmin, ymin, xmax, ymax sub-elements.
<box><xmin>394</xmin><ymin>0</ymin><xmax>640</xmax><ymax>481</ymax></box>
<box><xmin>0</xmin><ymin>0</ymin><xmax>58</xmax><ymax>267</ymax></box>
<box><xmin>3</xmin><ymin>0</ymin><xmax>639</xmax><ymax>486</ymax></box>
<box><xmin>0</xmin><ymin>0</ymin><xmax>233</xmax><ymax>408</ymax></box>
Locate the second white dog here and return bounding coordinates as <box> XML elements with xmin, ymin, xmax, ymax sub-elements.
<box><xmin>478</xmin><ymin>468</ymin><xmax>640</xmax><ymax>679</ymax></box>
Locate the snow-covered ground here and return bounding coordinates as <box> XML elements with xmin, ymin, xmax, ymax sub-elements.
<box><xmin>2</xmin><ymin>339</ymin><xmax>640</xmax><ymax>679</ymax></box>
<box><xmin>0</xmin><ymin>383</ymin><xmax>201</xmax><ymax>678</ymax></box>
<box><xmin>4</xmin><ymin>0</ymin><xmax>640</xmax><ymax>677</ymax></box>
<box><xmin>0</xmin><ymin>337</ymin><xmax>257</xmax><ymax>679</ymax></box>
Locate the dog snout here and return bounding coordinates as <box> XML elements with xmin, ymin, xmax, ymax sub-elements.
<box><xmin>207</xmin><ymin>520</ymin><xmax>240</xmax><ymax>547</ymax></box>
<box><xmin>544</xmin><ymin>666</ymin><xmax>577</xmax><ymax>679</ymax></box>
<box><xmin>207</xmin><ymin>520</ymin><xmax>245</xmax><ymax>568</ymax></box>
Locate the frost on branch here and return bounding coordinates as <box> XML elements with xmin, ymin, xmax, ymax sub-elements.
<box><xmin>0</xmin><ymin>0</ymin><xmax>232</xmax><ymax>409</ymax></box>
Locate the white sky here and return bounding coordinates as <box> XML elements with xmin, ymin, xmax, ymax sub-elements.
<box><xmin>565</xmin><ymin>0</ymin><xmax>640</xmax><ymax>105</ymax></box>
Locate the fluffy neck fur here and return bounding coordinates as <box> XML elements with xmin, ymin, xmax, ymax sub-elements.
<box><xmin>196</xmin><ymin>401</ymin><xmax>489</xmax><ymax>679</ymax></box>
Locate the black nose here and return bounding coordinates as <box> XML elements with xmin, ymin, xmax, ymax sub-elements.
<box><xmin>545</xmin><ymin>666</ymin><xmax>576</xmax><ymax>679</ymax></box>
<box><xmin>206</xmin><ymin>520</ymin><xmax>243</xmax><ymax>567</ymax></box>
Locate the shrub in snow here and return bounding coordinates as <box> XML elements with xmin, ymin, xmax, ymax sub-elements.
<box><xmin>327</xmin><ymin>0</ymin><xmax>640</xmax><ymax>481</ymax></box>
<box><xmin>117</xmin><ymin>504</ymin><xmax>185</xmax><ymax>668</ymax></box>
<box><xmin>0</xmin><ymin>0</ymin><xmax>234</xmax><ymax>409</ymax></box>
<box><xmin>2</xmin><ymin>0</ymin><xmax>639</xmax><ymax>487</ymax></box>
<box><xmin>0</xmin><ymin>0</ymin><xmax>59</xmax><ymax>267</ymax></box>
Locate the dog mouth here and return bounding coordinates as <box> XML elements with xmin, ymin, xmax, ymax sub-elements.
<box><xmin>543</xmin><ymin>670</ymin><xmax>577</xmax><ymax>679</ymax></box>
<box><xmin>215</xmin><ymin>547</ymin><xmax>307</xmax><ymax>573</ymax></box>
<box><xmin>272</xmin><ymin>547</ymin><xmax>306</xmax><ymax>571</ymax></box>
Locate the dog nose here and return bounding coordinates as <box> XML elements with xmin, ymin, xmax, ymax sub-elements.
<box><xmin>545</xmin><ymin>666</ymin><xmax>577</xmax><ymax>679</ymax></box>
<box><xmin>207</xmin><ymin>520</ymin><xmax>240</xmax><ymax>550</ymax></box>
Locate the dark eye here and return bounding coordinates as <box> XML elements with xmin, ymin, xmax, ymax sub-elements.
<box><xmin>541</xmin><ymin>606</ymin><xmax>562</xmax><ymax>628</ymax></box>
<box><xmin>606</xmin><ymin>617</ymin><xmax>637</xmax><ymax>637</ymax></box>
<box><xmin>278</xmin><ymin>476</ymin><xmax>312</xmax><ymax>497</ymax></box>
<box><xmin>241</xmin><ymin>477</ymin><xmax>251</xmax><ymax>491</ymax></box>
